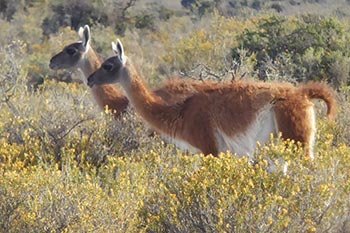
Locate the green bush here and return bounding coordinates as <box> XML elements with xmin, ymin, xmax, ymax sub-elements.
<box><xmin>232</xmin><ymin>15</ymin><xmax>350</xmax><ymax>86</ymax></box>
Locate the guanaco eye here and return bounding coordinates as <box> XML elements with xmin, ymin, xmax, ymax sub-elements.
<box><xmin>102</xmin><ymin>63</ymin><xmax>114</xmax><ymax>71</ymax></box>
<box><xmin>66</xmin><ymin>47</ymin><xmax>77</xmax><ymax>55</ymax></box>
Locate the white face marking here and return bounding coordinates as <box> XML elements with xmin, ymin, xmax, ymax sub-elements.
<box><xmin>215</xmin><ymin>104</ymin><xmax>278</xmax><ymax>159</ymax></box>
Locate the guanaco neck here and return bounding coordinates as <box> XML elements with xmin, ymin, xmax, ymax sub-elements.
<box><xmin>120</xmin><ymin>61</ymin><xmax>178</xmax><ymax>133</ymax></box>
<box><xmin>77</xmin><ymin>46</ymin><xmax>102</xmax><ymax>79</ymax></box>
<box><xmin>78</xmin><ymin>46</ymin><xmax>129</xmax><ymax>115</ymax></box>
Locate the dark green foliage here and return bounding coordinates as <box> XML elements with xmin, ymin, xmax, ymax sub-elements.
<box><xmin>40</xmin><ymin>1</ymin><xmax>178</xmax><ymax>36</ymax></box>
<box><xmin>42</xmin><ymin>0</ymin><xmax>108</xmax><ymax>35</ymax></box>
<box><xmin>232</xmin><ymin>15</ymin><xmax>350</xmax><ymax>86</ymax></box>
<box><xmin>0</xmin><ymin>0</ymin><xmax>37</xmax><ymax>20</ymax></box>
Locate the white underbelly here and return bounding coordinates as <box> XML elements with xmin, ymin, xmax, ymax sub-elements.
<box><xmin>156</xmin><ymin>105</ymin><xmax>278</xmax><ymax>157</ymax></box>
<box><xmin>215</xmin><ymin>107</ymin><xmax>278</xmax><ymax>159</ymax></box>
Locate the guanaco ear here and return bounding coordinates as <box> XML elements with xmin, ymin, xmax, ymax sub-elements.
<box><xmin>78</xmin><ymin>25</ymin><xmax>90</xmax><ymax>49</ymax></box>
<box><xmin>112</xmin><ymin>39</ymin><xmax>126</xmax><ymax>65</ymax></box>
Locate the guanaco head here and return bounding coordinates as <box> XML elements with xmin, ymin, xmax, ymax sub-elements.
<box><xmin>49</xmin><ymin>25</ymin><xmax>91</xmax><ymax>70</ymax></box>
<box><xmin>87</xmin><ymin>39</ymin><xmax>127</xmax><ymax>87</ymax></box>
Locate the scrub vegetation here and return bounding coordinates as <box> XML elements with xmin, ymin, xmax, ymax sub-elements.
<box><xmin>1</xmin><ymin>0</ymin><xmax>350</xmax><ymax>232</ymax></box>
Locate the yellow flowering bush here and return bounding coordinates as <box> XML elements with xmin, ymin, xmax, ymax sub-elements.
<box><xmin>136</xmin><ymin>134</ymin><xmax>350</xmax><ymax>232</ymax></box>
<box><xmin>1</xmin><ymin>131</ymin><xmax>350</xmax><ymax>232</ymax></box>
<box><xmin>1</xmin><ymin>4</ymin><xmax>350</xmax><ymax>232</ymax></box>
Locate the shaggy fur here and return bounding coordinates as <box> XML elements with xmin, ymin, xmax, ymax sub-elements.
<box><xmin>87</xmin><ymin>40</ymin><xmax>337</xmax><ymax>158</ymax></box>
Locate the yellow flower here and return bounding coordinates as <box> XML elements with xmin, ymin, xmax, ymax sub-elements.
<box><xmin>307</xmin><ymin>226</ymin><xmax>317</xmax><ymax>233</ymax></box>
<box><xmin>281</xmin><ymin>208</ymin><xmax>288</xmax><ymax>215</ymax></box>
<box><xmin>267</xmin><ymin>217</ymin><xmax>273</xmax><ymax>225</ymax></box>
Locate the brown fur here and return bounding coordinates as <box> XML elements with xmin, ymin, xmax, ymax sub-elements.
<box><xmin>49</xmin><ymin>27</ymin><xmax>247</xmax><ymax>118</ymax></box>
<box><xmin>298</xmin><ymin>82</ymin><xmax>337</xmax><ymax>120</ymax></box>
<box><xmin>159</xmin><ymin>78</ymin><xmax>336</xmax><ymax>156</ymax></box>
<box><xmin>49</xmin><ymin>40</ymin><xmax>213</xmax><ymax>118</ymax></box>
<box><xmin>122</xmin><ymin>64</ymin><xmax>284</xmax><ymax>155</ymax></box>
<box><xmin>81</xmin><ymin>49</ymin><xmax>129</xmax><ymax>115</ymax></box>
<box><xmin>88</xmin><ymin>48</ymin><xmax>337</xmax><ymax>158</ymax></box>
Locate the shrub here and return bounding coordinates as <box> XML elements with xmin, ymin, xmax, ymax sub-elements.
<box><xmin>1</xmin><ymin>132</ymin><xmax>350</xmax><ymax>232</ymax></box>
<box><xmin>42</xmin><ymin>0</ymin><xmax>109</xmax><ymax>35</ymax></box>
<box><xmin>232</xmin><ymin>15</ymin><xmax>350</xmax><ymax>86</ymax></box>
<box><xmin>136</xmin><ymin>133</ymin><xmax>350</xmax><ymax>232</ymax></box>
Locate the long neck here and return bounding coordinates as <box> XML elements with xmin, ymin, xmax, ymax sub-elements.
<box><xmin>122</xmin><ymin>65</ymin><xmax>160</xmax><ymax>107</ymax></box>
<box><xmin>78</xmin><ymin>47</ymin><xmax>129</xmax><ymax>117</ymax></box>
<box><xmin>78</xmin><ymin>47</ymin><xmax>101</xmax><ymax>79</ymax></box>
<box><xmin>120</xmin><ymin>61</ymin><xmax>178</xmax><ymax>132</ymax></box>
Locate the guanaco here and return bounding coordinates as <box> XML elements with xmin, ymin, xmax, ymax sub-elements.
<box><xmin>87</xmin><ymin>39</ymin><xmax>337</xmax><ymax>159</ymax></box>
<box><xmin>49</xmin><ymin>25</ymin><xmax>128</xmax><ymax>116</ymax></box>
<box><xmin>49</xmin><ymin>25</ymin><xmax>231</xmax><ymax>118</ymax></box>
